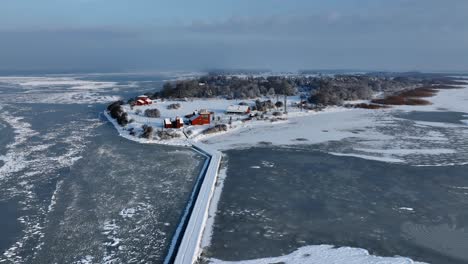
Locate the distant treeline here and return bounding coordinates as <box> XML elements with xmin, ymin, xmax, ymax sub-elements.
<box><xmin>309</xmin><ymin>75</ymin><xmax>421</xmax><ymax>105</ymax></box>
<box><xmin>153</xmin><ymin>76</ymin><xmax>301</xmax><ymax>99</ymax></box>
<box><xmin>139</xmin><ymin>73</ymin><xmax>461</xmax><ymax>106</ymax></box>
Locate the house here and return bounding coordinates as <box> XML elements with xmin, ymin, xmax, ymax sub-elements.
<box><xmin>135</xmin><ymin>95</ymin><xmax>153</xmax><ymax>106</ymax></box>
<box><xmin>164</xmin><ymin>117</ymin><xmax>184</xmax><ymax>129</ymax></box>
<box><xmin>189</xmin><ymin>110</ymin><xmax>211</xmax><ymax>125</ymax></box>
<box><xmin>174</xmin><ymin>117</ymin><xmax>184</xmax><ymax>128</ymax></box>
<box><xmin>226</xmin><ymin>105</ymin><xmax>250</xmax><ymax>114</ymax></box>
<box><xmin>164</xmin><ymin>118</ymin><xmax>172</xmax><ymax>129</ymax></box>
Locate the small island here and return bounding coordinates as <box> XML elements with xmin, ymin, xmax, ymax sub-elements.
<box><xmin>105</xmin><ymin>72</ymin><xmax>464</xmax><ymax>146</ymax></box>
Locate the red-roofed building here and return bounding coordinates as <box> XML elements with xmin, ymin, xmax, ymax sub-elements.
<box><xmin>164</xmin><ymin>117</ymin><xmax>184</xmax><ymax>129</ymax></box>
<box><xmin>189</xmin><ymin>110</ymin><xmax>211</xmax><ymax>125</ymax></box>
<box><xmin>135</xmin><ymin>95</ymin><xmax>153</xmax><ymax>106</ymax></box>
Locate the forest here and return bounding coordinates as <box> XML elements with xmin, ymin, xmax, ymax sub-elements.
<box><xmin>137</xmin><ymin>73</ymin><xmax>459</xmax><ymax>106</ymax></box>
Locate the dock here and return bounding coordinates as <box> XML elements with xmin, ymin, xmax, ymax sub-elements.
<box><xmin>164</xmin><ymin>143</ymin><xmax>222</xmax><ymax>264</ymax></box>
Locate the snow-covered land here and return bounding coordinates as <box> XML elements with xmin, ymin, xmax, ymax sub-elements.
<box><xmin>112</xmin><ymin>96</ymin><xmax>320</xmax><ymax>146</ymax></box>
<box><xmin>108</xmin><ymin>81</ymin><xmax>468</xmax><ymax>152</ymax></box>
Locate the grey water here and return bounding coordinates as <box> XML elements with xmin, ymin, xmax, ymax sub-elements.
<box><xmin>0</xmin><ymin>74</ymin><xmax>206</xmax><ymax>263</ymax></box>
<box><xmin>395</xmin><ymin>111</ymin><xmax>468</xmax><ymax>125</ymax></box>
<box><xmin>207</xmin><ymin>111</ymin><xmax>468</xmax><ymax>264</ymax></box>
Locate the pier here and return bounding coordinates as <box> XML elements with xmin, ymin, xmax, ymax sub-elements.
<box><xmin>164</xmin><ymin>143</ymin><xmax>222</xmax><ymax>264</ymax></box>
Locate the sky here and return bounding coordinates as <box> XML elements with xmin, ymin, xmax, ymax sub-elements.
<box><xmin>0</xmin><ymin>0</ymin><xmax>467</xmax><ymax>73</ymax></box>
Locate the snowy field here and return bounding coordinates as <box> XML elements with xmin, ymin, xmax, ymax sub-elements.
<box><xmin>116</xmin><ymin>96</ymin><xmax>315</xmax><ymax>145</ymax></box>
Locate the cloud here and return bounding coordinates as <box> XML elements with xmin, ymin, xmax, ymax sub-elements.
<box><xmin>0</xmin><ymin>0</ymin><xmax>467</xmax><ymax>72</ymax></box>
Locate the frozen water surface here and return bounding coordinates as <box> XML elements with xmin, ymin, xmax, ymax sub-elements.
<box><xmin>32</xmin><ymin>125</ymin><xmax>205</xmax><ymax>263</ymax></box>
<box><xmin>0</xmin><ymin>74</ymin><xmax>206</xmax><ymax>263</ymax></box>
<box><xmin>206</xmin><ymin>146</ymin><xmax>468</xmax><ymax>264</ymax></box>
<box><xmin>206</xmin><ymin>110</ymin><xmax>468</xmax><ymax>264</ymax></box>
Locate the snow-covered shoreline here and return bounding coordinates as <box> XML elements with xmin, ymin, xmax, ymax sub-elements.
<box><xmin>105</xmin><ymin>95</ymin><xmax>367</xmax><ymax>149</ymax></box>
<box><xmin>105</xmin><ymin>81</ymin><xmax>468</xmax><ymax>152</ymax></box>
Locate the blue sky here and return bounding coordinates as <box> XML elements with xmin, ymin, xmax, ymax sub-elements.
<box><xmin>1</xmin><ymin>0</ymin><xmax>467</xmax><ymax>73</ymax></box>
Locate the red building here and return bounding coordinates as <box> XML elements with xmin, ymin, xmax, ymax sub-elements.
<box><xmin>164</xmin><ymin>117</ymin><xmax>184</xmax><ymax>129</ymax></box>
<box><xmin>189</xmin><ymin>110</ymin><xmax>211</xmax><ymax>125</ymax></box>
<box><xmin>174</xmin><ymin>117</ymin><xmax>184</xmax><ymax>128</ymax></box>
<box><xmin>135</xmin><ymin>95</ymin><xmax>153</xmax><ymax>106</ymax></box>
<box><xmin>164</xmin><ymin>118</ymin><xmax>172</xmax><ymax>129</ymax></box>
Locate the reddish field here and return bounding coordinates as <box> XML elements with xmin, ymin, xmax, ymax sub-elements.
<box><xmin>398</xmin><ymin>87</ymin><xmax>438</xmax><ymax>98</ymax></box>
<box><xmin>370</xmin><ymin>86</ymin><xmax>442</xmax><ymax>106</ymax></box>
<box><xmin>372</xmin><ymin>96</ymin><xmax>432</xmax><ymax>106</ymax></box>
<box><xmin>354</xmin><ymin>103</ymin><xmax>390</xmax><ymax>109</ymax></box>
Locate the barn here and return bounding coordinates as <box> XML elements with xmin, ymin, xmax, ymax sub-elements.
<box><xmin>164</xmin><ymin>117</ymin><xmax>184</xmax><ymax>129</ymax></box>
<box><xmin>164</xmin><ymin>118</ymin><xmax>172</xmax><ymax>129</ymax></box>
<box><xmin>226</xmin><ymin>105</ymin><xmax>250</xmax><ymax>114</ymax></box>
<box><xmin>189</xmin><ymin>110</ymin><xmax>211</xmax><ymax>125</ymax></box>
<box><xmin>174</xmin><ymin>117</ymin><xmax>184</xmax><ymax>128</ymax></box>
<box><xmin>135</xmin><ymin>95</ymin><xmax>153</xmax><ymax>106</ymax></box>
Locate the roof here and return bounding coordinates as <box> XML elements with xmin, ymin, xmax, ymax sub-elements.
<box><xmin>199</xmin><ymin>109</ymin><xmax>211</xmax><ymax>115</ymax></box>
<box><xmin>137</xmin><ymin>95</ymin><xmax>148</xmax><ymax>98</ymax></box>
<box><xmin>137</xmin><ymin>99</ymin><xmax>145</xmax><ymax>104</ymax></box>
<box><xmin>189</xmin><ymin>114</ymin><xmax>200</xmax><ymax>121</ymax></box>
<box><xmin>164</xmin><ymin>118</ymin><xmax>171</xmax><ymax>125</ymax></box>
<box><xmin>227</xmin><ymin>105</ymin><xmax>250</xmax><ymax>113</ymax></box>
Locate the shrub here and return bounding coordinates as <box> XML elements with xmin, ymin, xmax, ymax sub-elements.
<box><xmin>202</xmin><ymin>124</ymin><xmax>228</xmax><ymax>135</ymax></box>
<box><xmin>275</xmin><ymin>101</ymin><xmax>283</xmax><ymax>108</ymax></box>
<box><xmin>167</xmin><ymin>103</ymin><xmax>181</xmax><ymax>110</ymax></box>
<box><xmin>117</xmin><ymin>112</ymin><xmax>129</xmax><ymax>126</ymax></box>
<box><xmin>107</xmin><ymin>100</ymin><xmax>124</xmax><ymax>112</ymax></box>
<box><xmin>140</xmin><ymin>125</ymin><xmax>154</xmax><ymax>139</ymax></box>
<box><xmin>144</xmin><ymin>108</ymin><xmax>161</xmax><ymax>118</ymax></box>
<box><xmin>156</xmin><ymin>130</ymin><xmax>180</xmax><ymax>140</ymax></box>
<box><xmin>110</xmin><ymin>105</ymin><xmax>123</xmax><ymax>119</ymax></box>
<box><xmin>255</xmin><ymin>100</ymin><xmax>274</xmax><ymax>112</ymax></box>
<box><xmin>272</xmin><ymin>111</ymin><xmax>282</xmax><ymax>116</ymax></box>
<box><xmin>107</xmin><ymin>103</ymin><xmax>129</xmax><ymax>126</ymax></box>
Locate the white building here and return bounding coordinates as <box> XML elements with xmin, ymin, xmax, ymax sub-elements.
<box><xmin>226</xmin><ymin>105</ymin><xmax>251</xmax><ymax>114</ymax></box>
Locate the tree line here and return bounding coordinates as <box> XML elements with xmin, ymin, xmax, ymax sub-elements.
<box><xmin>136</xmin><ymin>73</ymin><xmax>455</xmax><ymax>106</ymax></box>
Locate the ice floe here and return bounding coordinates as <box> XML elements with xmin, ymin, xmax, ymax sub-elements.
<box><xmin>209</xmin><ymin>245</ymin><xmax>426</xmax><ymax>264</ymax></box>
<box><xmin>0</xmin><ymin>76</ymin><xmax>123</xmax><ymax>104</ymax></box>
